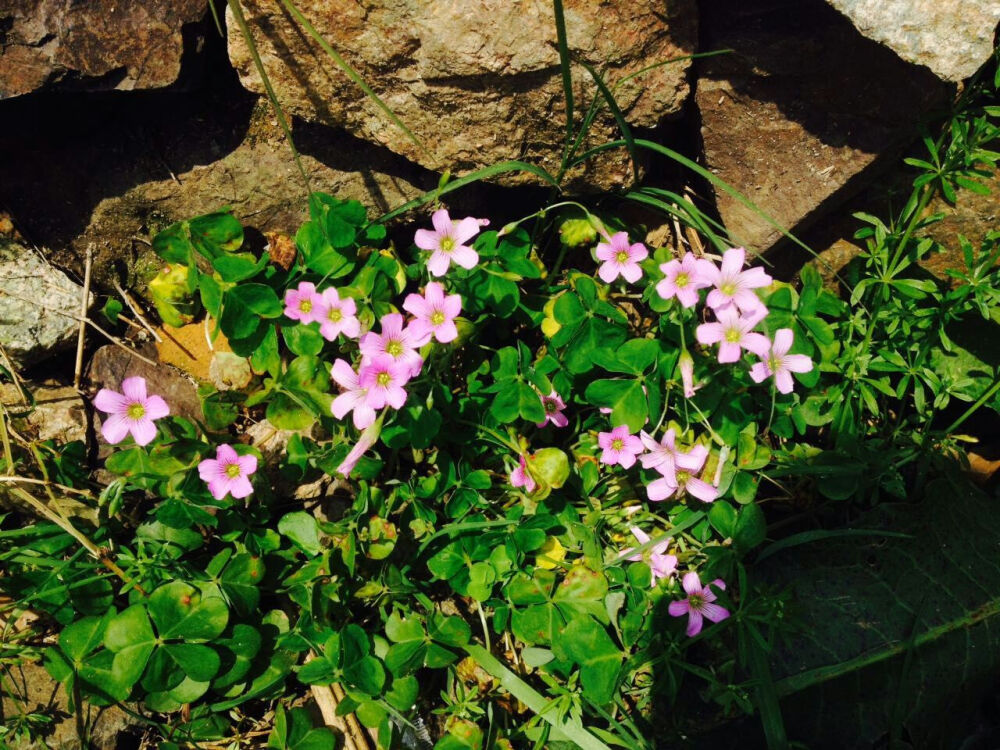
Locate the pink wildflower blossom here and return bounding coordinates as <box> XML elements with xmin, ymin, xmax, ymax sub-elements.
<box><xmin>403</xmin><ymin>282</ymin><xmax>462</xmax><ymax>345</ymax></box>
<box><xmin>359</xmin><ymin>313</ymin><xmax>423</xmax><ymax>379</ymax></box>
<box><xmin>510</xmin><ymin>456</ymin><xmax>536</xmax><ymax>492</ymax></box>
<box><xmin>639</xmin><ymin>429</ymin><xmax>709</xmax><ymax>481</ymax></box>
<box><xmin>668</xmin><ymin>572</ymin><xmax>730</xmax><ymax>637</ymax></box>
<box><xmin>93</xmin><ymin>376</ymin><xmax>169</xmax><ymax>446</ymax></box>
<box><xmin>597</xmin><ymin>426</ymin><xmax>644</xmax><ymax>468</ymax></box>
<box><xmin>647</xmin><ymin>469</ymin><xmax>719</xmax><ymax>504</ymax></box>
<box><xmin>624</xmin><ymin>526</ymin><xmax>677</xmax><ymax>587</ymax></box>
<box><xmin>704</xmin><ymin>247</ymin><xmax>772</xmax><ymax>314</ymax></box>
<box><xmin>358</xmin><ymin>354</ymin><xmax>410</xmax><ymax>410</ymax></box>
<box><xmin>198</xmin><ymin>444</ymin><xmax>257</xmax><ymax>500</ymax></box>
<box><xmin>656</xmin><ymin>253</ymin><xmax>715</xmax><ymax>308</ymax></box>
<box><xmin>595</xmin><ymin>232</ymin><xmax>648</xmax><ymax>284</ymax></box>
<box><xmin>330</xmin><ymin>359</ymin><xmax>377</xmax><ymax>429</ymax></box>
<box><xmin>695</xmin><ymin>305</ymin><xmax>770</xmax><ymax>364</ymax></box>
<box><xmin>315</xmin><ymin>288</ymin><xmax>360</xmax><ymax>341</ymax></box>
<box><xmin>335</xmin><ymin>422</ymin><xmax>380</xmax><ymax>477</ymax></box>
<box><xmin>749</xmin><ymin>328</ymin><xmax>814</xmax><ymax>394</ymax></box>
<box><xmin>537</xmin><ymin>391</ymin><xmax>569</xmax><ymax>428</ymax></box>
<box><xmin>283</xmin><ymin>281</ymin><xmax>320</xmax><ymax>323</ymax></box>
<box><xmin>414</xmin><ymin>208</ymin><xmax>483</xmax><ymax>277</ymax></box>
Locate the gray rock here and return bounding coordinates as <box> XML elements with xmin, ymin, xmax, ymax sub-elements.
<box><xmin>0</xmin><ymin>0</ymin><xmax>209</xmax><ymax>99</ymax></box>
<box><xmin>696</xmin><ymin>0</ymin><xmax>949</xmax><ymax>253</ymax></box>
<box><xmin>826</xmin><ymin>0</ymin><xmax>1000</xmax><ymax>82</ymax></box>
<box><xmin>0</xmin><ymin>383</ymin><xmax>87</xmax><ymax>444</ymax></box>
<box><xmin>226</xmin><ymin>0</ymin><xmax>697</xmax><ymax>190</ymax></box>
<box><xmin>0</xmin><ymin>239</ymin><xmax>90</xmax><ymax>369</ymax></box>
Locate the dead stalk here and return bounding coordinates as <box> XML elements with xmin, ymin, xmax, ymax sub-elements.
<box><xmin>113</xmin><ymin>280</ymin><xmax>162</xmax><ymax>343</ymax></box>
<box><xmin>73</xmin><ymin>245</ymin><xmax>93</xmax><ymax>391</ymax></box>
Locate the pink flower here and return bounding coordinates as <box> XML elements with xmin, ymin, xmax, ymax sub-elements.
<box><xmin>198</xmin><ymin>444</ymin><xmax>257</xmax><ymax>500</ymax></box>
<box><xmin>403</xmin><ymin>282</ymin><xmax>462</xmax><ymax>345</ymax></box>
<box><xmin>749</xmin><ymin>328</ymin><xmax>814</xmax><ymax>395</ymax></box>
<box><xmin>623</xmin><ymin>526</ymin><xmax>677</xmax><ymax>586</ymax></box>
<box><xmin>678</xmin><ymin>349</ymin><xmax>698</xmax><ymax>398</ymax></box>
<box><xmin>414</xmin><ymin>208</ymin><xmax>483</xmax><ymax>277</ymax></box>
<box><xmin>314</xmin><ymin>288</ymin><xmax>360</xmax><ymax>341</ymax></box>
<box><xmin>510</xmin><ymin>456</ymin><xmax>536</xmax><ymax>492</ymax></box>
<box><xmin>359</xmin><ymin>313</ymin><xmax>423</xmax><ymax>379</ymax></box>
<box><xmin>358</xmin><ymin>354</ymin><xmax>409</xmax><ymax>410</ymax></box>
<box><xmin>643</xmin><ymin>436</ymin><xmax>717</xmax><ymax>503</ymax></box>
<box><xmin>597</xmin><ymin>426</ymin><xmax>644</xmax><ymax>468</ymax></box>
<box><xmin>595</xmin><ymin>232</ymin><xmax>648</xmax><ymax>284</ymax></box>
<box><xmin>284</xmin><ymin>281</ymin><xmax>320</xmax><ymax>323</ymax></box>
<box><xmin>537</xmin><ymin>391</ymin><xmax>569</xmax><ymax>428</ymax></box>
<box><xmin>704</xmin><ymin>247</ymin><xmax>771</xmax><ymax>315</ymax></box>
<box><xmin>695</xmin><ymin>306</ymin><xmax>770</xmax><ymax>364</ymax></box>
<box><xmin>330</xmin><ymin>359</ymin><xmax>377</xmax><ymax>429</ymax></box>
<box><xmin>668</xmin><ymin>572</ymin><xmax>730</xmax><ymax>637</ymax></box>
<box><xmin>335</xmin><ymin>422</ymin><xmax>380</xmax><ymax>477</ymax></box>
<box><xmin>656</xmin><ymin>253</ymin><xmax>715</xmax><ymax>308</ymax></box>
<box><xmin>93</xmin><ymin>376</ymin><xmax>169</xmax><ymax>446</ymax></box>
<box><xmin>647</xmin><ymin>468</ymin><xmax>719</xmax><ymax>504</ymax></box>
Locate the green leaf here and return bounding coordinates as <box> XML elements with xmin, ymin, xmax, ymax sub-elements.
<box><xmin>105</xmin><ymin>605</ymin><xmax>156</xmax><ymax>686</ymax></box>
<box><xmin>213</xmin><ymin>253</ymin><xmax>266</xmax><ymax>283</ymax></box>
<box><xmin>147</xmin><ymin>582</ymin><xmax>229</xmax><ymax>641</ymax></box>
<box><xmin>189</xmin><ymin>211</ymin><xmax>244</xmax><ymax>257</ymax></box>
<box><xmin>278</xmin><ymin>512</ymin><xmax>322</xmax><ymax>556</ymax></box>
<box><xmin>165</xmin><ymin>643</ymin><xmax>221</xmax><ymax>682</ymax></box>
<box><xmin>556</xmin><ymin>618</ymin><xmax>622</xmax><ymax>705</ymax></box>
<box><xmin>584</xmin><ymin>379</ymin><xmax>647</xmax><ymax>432</ymax></box>
<box><xmin>385</xmin><ymin>674</ymin><xmax>419</xmax><ymax>711</ymax></box>
<box><xmin>529</xmin><ymin>448</ymin><xmax>570</xmax><ymax>490</ymax></box>
<box><xmin>343</xmin><ymin>656</ymin><xmax>385</xmax><ymax>696</ymax></box>
<box><xmin>518</xmin><ymin>382</ymin><xmax>546</xmax><ymax>423</ymax></box>
<box><xmin>283</xmin><ymin>323</ymin><xmax>325</xmax><ymax>357</ymax></box>
<box><xmin>59</xmin><ymin>614</ymin><xmax>110</xmax><ymax>663</ymax></box>
<box><xmin>733</xmin><ymin>503</ymin><xmax>766</xmax><ymax>551</ymax></box>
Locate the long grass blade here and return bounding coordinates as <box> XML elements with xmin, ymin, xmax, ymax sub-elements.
<box><xmin>226</xmin><ymin>0</ymin><xmax>311</xmax><ymax>191</ymax></box>
<box><xmin>745</xmin><ymin>625</ymin><xmax>789</xmax><ymax>750</ymax></box>
<box><xmin>756</xmin><ymin>528</ymin><xmax>913</xmax><ymax>563</ymax></box>
<box><xmin>280</xmin><ymin>0</ymin><xmax>426</xmax><ymax>158</ymax></box>
<box><xmin>464</xmin><ymin>644</ymin><xmax>613</xmax><ymax>750</ymax></box>
<box><xmin>552</xmin><ymin>0</ymin><xmax>576</xmax><ymax>178</ymax></box>
<box><xmin>373</xmin><ymin>160</ymin><xmax>560</xmax><ymax>225</ymax></box>
<box><xmin>579</xmin><ymin>60</ymin><xmax>639</xmax><ymax>185</ymax></box>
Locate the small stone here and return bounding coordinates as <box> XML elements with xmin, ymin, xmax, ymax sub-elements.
<box><xmin>0</xmin><ymin>384</ymin><xmax>87</xmax><ymax>444</ymax></box>
<box><xmin>0</xmin><ymin>239</ymin><xmax>91</xmax><ymax>370</ymax></box>
<box><xmin>210</xmin><ymin>351</ymin><xmax>253</xmax><ymax>391</ymax></box>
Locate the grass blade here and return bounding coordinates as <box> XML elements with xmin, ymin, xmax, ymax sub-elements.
<box><xmin>756</xmin><ymin>529</ymin><xmax>913</xmax><ymax>563</ymax></box>
<box><xmin>578</xmin><ymin>60</ymin><xmax>639</xmax><ymax>185</ymax></box>
<box><xmin>226</xmin><ymin>0</ymin><xmax>311</xmax><ymax>190</ymax></box>
<box><xmin>373</xmin><ymin>160</ymin><xmax>560</xmax><ymax>225</ymax></box>
<box><xmin>552</xmin><ymin>0</ymin><xmax>576</xmax><ymax>177</ymax></box>
<box><xmin>464</xmin><ymin>644</ymin><xmax>613</xmax><ymax>750</ymax></box>
<box><xmin>278</xmin><ymin>0</ymin><xmax>426</xmax><ymax>158</ymax></box>
<box><xmin>745</xmin><ymin>625</ymin><xmax>789</xmax><ymax>750</ymax></box>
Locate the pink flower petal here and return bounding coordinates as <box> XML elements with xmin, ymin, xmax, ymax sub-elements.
<box><xmin>749</xmin><ymin>362</ymin><xmax>769</xmax><ymax>384</ymax></box>
<box><xmin>238</xmin><ymin>454</ymin><xmax>258</xmax><ymax>476</ymax></box>
<box><xmin>682</xmin><ymin>571</ymin><xmax>702</xmax><ymax>596</ymax></box>
<box><xmin>452</xmin><ymin>217</ymin><xmax>482</xmax><ymax>246</ymax></box>
<box><xmin>426</xmin><ymin>251</ymin><xmax>451</xmax><ymax>277</ymax></box>
<box><xmin>620</xmin><ymin>263</ymin><xmax>643</xmax><ymax>284</ymax></box>
<box><xmin>435</xmin><ymin>321</ymin><xmax>459</xmax><ymax>343</ymax></box>
<box><xmin>414</xmin><ymin>228</ymin><xmax>440</xmax><ymax>251</ymax></box>
<box><xmin>198</xmin><ymin>458</ymin><xmax>219</xmax><ymax>482</ymax></box>
<box><xmin>685</xmin><ymin>610</ymin><xmax>704</xmax><ymax>637</ymax></box>
<box><xmin>93</xmin><ymin>388</ymin><xmax>128</xmax><ymax>415</ymax></box>
<box><xmin>331</xmin><ymin>359</ymin><xmax>359</xmax><ymax>390</ymax></box>
<box><xmin>121</xmin><ymin>376</ymin><xmax>148</xmax><ymax>403</ymax></box>
<box><xmin>431</xmin><ymin>208</ymin><xmax>452</xmax><ymax>235</ymax></box>
<box><xmin>701</xmin><ymin>602</ymin><xmax>730</xmax><ymax>624</ymax></box>
<box><xmin>668</xmin><ymin>600</ymin><xmax>689</xmax><ymax>617</ymax></box>
<box><xmin>144</xmin><ymin>395</ymin><xmax>169</xmax><ymax>420</ymax></box>
<box><xmin>216</xmin><ymin>444</ymin><xmax>239</xmax><ymax>465</ymax></box>
<box><xmin>785</xmin><ymin>353</ymin><xmax>814</xmax><ymax>373</ymax></box>
<box><xmin>685</xmin><ymin>477</ymin><xmax>719</xmax><ymax>503</ymax></box>
<box><xmin>721</xmin><ymin>247</ymin><xmax>745</xmax><ymax>276</ymax></box>
<box><xmin>451</xmin><ymin>245</ymin><xmax>479</xmax><ymax>270</ymax></box>
<box><xmin>775</xmin><ymin>369</ymin><xmax>795</xmax><ymax>394</ymax></box>
<box><xmin>101</xmin><ymin>413</ymin><xmax>131</xmax><ymax>444</ymax></box>
<box><xmin>228</xmin><ymin>475</ymin><xmax>254</xmax><ymax>499</ymax></box>
<box><xmin>129</xmin><ymin>418</ymin><xmax>158</xmax><ymax>447</ymax></box>
<box><xmin>696</xmin><ymin>322</ymin><xmax>723</xmax><ymax>346</ymax></box>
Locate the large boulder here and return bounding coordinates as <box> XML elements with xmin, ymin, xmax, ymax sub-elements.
<box><xmin>826</xmin><ymin>0</ymin><xmax>1000</xmax><ymax>83</ymax></box>
<box><xmin>226</xmin><ymin>0</ymin><xmax>698</xmax><ymax>189</ymax></box>
<box><xmin>0</xmin><ymin>0</ymin><xmax>210</xmax><ymax>99</ymax></box>
<box><xmin>696</xmin><ymin>0</ymin><xmax>949</xmax><ymax>253</ymax></box>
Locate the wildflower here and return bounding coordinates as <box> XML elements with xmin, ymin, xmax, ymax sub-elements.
<box><xmin>510</xmin><ymin>456</ymin><xmax>536</xmax><ymax>492</ymax></box>
<box><xmin>414</xmin><ymin>208</ymin><xmax>483</xmax><ymax>277</ymax></box>
<box><xmin>695</xmin><ymin>305</ymin><xmax>770</xmax><ymax>364</ymax></box>
<box><xmin>623</xmin><ymin>527</ymin><xmax>677</xmax><ymax>587</ymax></box>
<box><xmin>283</xmin><ymin>281</ymin><xmax>320</xmax><ymax>323</ymax></box>
<box><xmin>315</xmin><ymin>288</ymin><xmax>360</xmax><ymax>341</ymax></box>
<box><xmin>335</xmin><ymin>421</ymin><xmax>380</xmax><ymax>477</ymax></box>
<box><xmin>402</xmin><ymin>281</ymin><xmax>462</xmax><ymax>345</ymax></box>
<box><xmin>93</xmin><ymin>376</ymin><xmax>169</xmax><ymax>446</ymax></box>
<box><xmin>639</xmin><ymin>429</ymin><xmax>709</xmax><ymax>482</ymax></box>
<box><xmin>595</xmin><ymin>232</ymin><xmax>649</xmax><ymax>284</ymax></box>
<box><xmin>359</xmin><ymin>313</ymin><xmax>423</xmax><ymax>379</ymax></box>
<box><xmin>647</xmin><ymin>467</ymin><xmax>719</xmax><ymax>504</ymax></box>
<box><xmin>358</xmin><ymin>354</ymin><xmax>410</xmax><ymax>410</ymax></box>
<box><xmin>330</xmin><ymin>359</ymin><xmax>377</xmax><ymax>429</ymax></box>
<box><xmin>668</xmin><ymin>572</ymin><xmax>730</xmax><ymax>637</ymax></box>
<box><xmin>703</xmin><ymin>247</ymin><xmax>772</xmax><ymax>315</ymax></box>
<box><xmin>656</xmin><ymin>253</ymin><xmax>715</xmax><ymax>308</ymax></box>
<box><xmin>198</xmin><ymin>444</ymin><xmax>257</xmax><ymax>500</ymax></box>
<box><xmin>678</xmin><ymin>349</ymin><xmax>698</xmax><ymax>398</ymax></box>
<box><xmin>597</xmin><ymin>425</ymin><xmax>644</xmax><ymax>468</ymax></box>
<box><xmin>537</xmin><ymin>390</ymin><xmax>569</xmax><ymax>428</ymax></box>
<box><xmin>749</xmin><ymin>328</ymin><xmax>814</xmax><ymax>394</ymax></box>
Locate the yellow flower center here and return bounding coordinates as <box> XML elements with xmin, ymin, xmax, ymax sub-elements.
<box><xmin>677</xmin><ymin>470</ymin><xmax>690</xmax><ymax>483</ymax></box>
<box><xmin>127</xmin><ymin>403</ymin><xmax>146</xmax><ymax>420</ymax></box>
<box><xmin>386</xmin><ymin>339</ymin><xmax>404</xmax><ymax>357</ymax></box>
<box><xmin>616</xmin><ymin>251</ymin><xmax>630</xmax><ymax>264</ymax></box>
<box><xmin>300</xmin><ymin>299</ymin><xmax>312</xmax><ymax>313</ymax></box>
<box><xmin>328</xmin><ymin>307</ymin><xmax>343</xmax><ymax>323</ymax></box>
<box><xmin>611</xmin><ymin>438</ymin><xmax>624</xmax><ymax>451</ymax></box>
<box><xmin>767</xmin><ymin>355</ymin><xmax>781</xmax><ymax>371</ymax></box>
<box><xmin>675</xmin><ymin>272</ymin><xmax>689</xmax><ymax>288</ymax></box>
<box><xmin>720</xmin><ymin>282</ymin><xmax>736</xmax><ymax>296</ymax></box>
<box><xmin>440</xmin><ymin>237</ymin><xmax>455</xmax><ymax>253</ymax></box>
<box><xmin>225</xmin><ymin>463</ymin><xmax>242</xmax><ymax>478</ymax></box>
<box><xmin>725</xmin><ymin>328</ymin><xmax>741</xmax><ymax>343</ymax></box>
<box><xmin>688</xmin><ymin>593</ymin><xmax>704</xmax><ymax>609</ymax></box>
<box><xmin>431</xmin><ymin>310</ymin><xmax>445</xmax><ymax>326</ymax></box>
<box><xmin>376</xmin><ymin>372</ymin><xmax>392</xmax><ymax>387</ymax></box>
